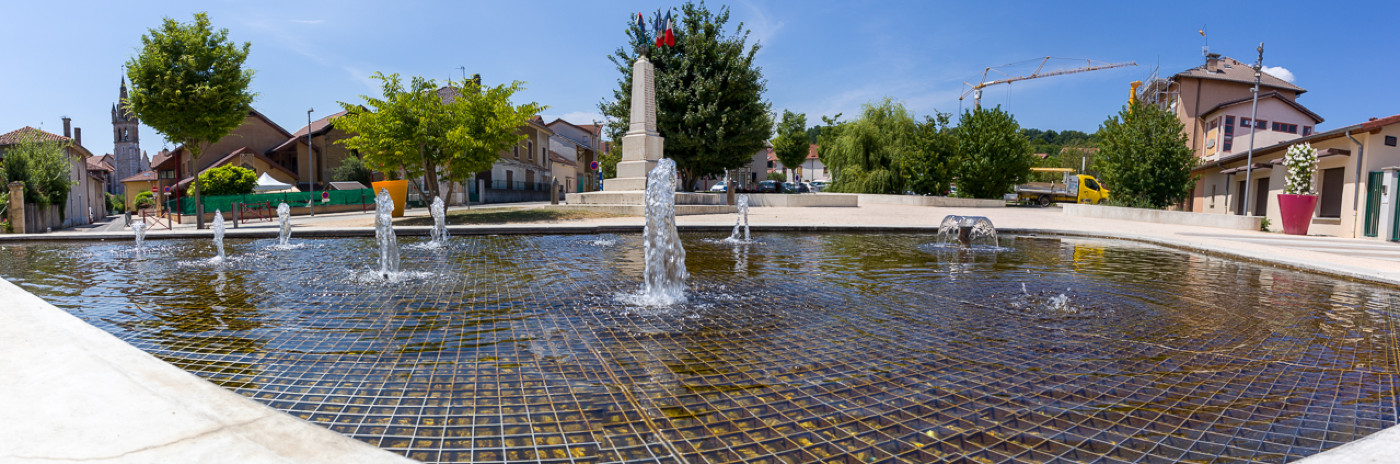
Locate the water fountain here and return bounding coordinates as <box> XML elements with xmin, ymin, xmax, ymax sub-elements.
<box><xmin>277</xmin><ymin>203</ymin><xmax>292</xmax><ymax>246</ymax></box>
<box><xmin>374</xmin><ymin>189</ymin><xmax>400</xmax><ymax>277</ymax></box>
<box><xmin>636</xmin><ymin>158</ymin><xmax>686</xmax><ymax>305</ymax></box>
<box><xmin>936</xmin><ymin>215</ymin><xmax>999</xmax><ymax>248</ymax></box>
<box><xmin>212</xmin><ymin>210</ymin><xmax>226</xmax><ymax>263</ymax></box>
<box><xmin>429</xmin><ymin>196</ymin><xmax>448</xmax><ymax>246</ymax></box>
<box><xmin>131</xmin><ymin>219</ymin><xmax>147</xmax><ymax>251</ymax></box>
<box><xmin>724</xmin><ymin>194</ymin><xmax>751</xmax><ymax>243</ymax></box>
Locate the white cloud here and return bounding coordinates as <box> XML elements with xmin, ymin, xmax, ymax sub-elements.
<box><xmin>737</xmin><ymin>1</ymin><xmax>784</xmax><ymax>49</ymax></box>
<box><xmin>1263</xmin><ymin>66</ymin><xmax>1295</xmax><ymax>83</ymax></box>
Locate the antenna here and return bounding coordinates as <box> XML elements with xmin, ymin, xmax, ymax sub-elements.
<box><xmin>458</xmin><ymin>66</ymin><xmax>466</xmax><ymax>81</ymax></box>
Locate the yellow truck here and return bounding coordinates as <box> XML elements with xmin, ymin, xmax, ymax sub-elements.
<box><xmin>1006</xmin><ymin>168</ymin><xmax>1110</xmax><ymax>206</ymax></box>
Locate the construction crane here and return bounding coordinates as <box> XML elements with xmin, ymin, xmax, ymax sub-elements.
<box><xmin>959</xmin><ymin>57</ymin><xmax>1137</xmax><ymax>109</ymax></box>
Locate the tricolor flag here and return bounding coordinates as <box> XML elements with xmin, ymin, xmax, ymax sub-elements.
<box><xmin>636</xmin><ymin>12</ymin><xmax>645</xmax><ymax>30</ymax></box>
<box><xmin>662</xmin><ymin>12</ymin><xmax>675</xmax><ymax>47</ymax></box>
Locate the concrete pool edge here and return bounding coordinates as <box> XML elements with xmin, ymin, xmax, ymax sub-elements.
<box><xmin>0</xmin><ymin>277</ymin><xmax>416</xmax><ymax>464</ymax></box>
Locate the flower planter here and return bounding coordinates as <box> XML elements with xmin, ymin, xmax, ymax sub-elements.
<box><xmin>1277</xmin><ymin>193</ymin><xmax>1318</xmax><ymax>236</ymax></box>
<box><xmin>370</xmin><ymin>180</ymin><xmax>408</xmax><ymax>217</ymax></box>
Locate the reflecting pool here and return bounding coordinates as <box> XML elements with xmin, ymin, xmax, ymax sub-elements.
<box><xmin>2</xmin><ymin>233</ymin><xmax>1396</xmax><ymax>463</ymax></box>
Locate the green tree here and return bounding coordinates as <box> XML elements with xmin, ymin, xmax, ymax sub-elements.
<box><xmin>824</xmin><ymin>99</ymin><xmax>916</xmax><ymax>194</ymax></box>
<box><xmin>772</xmin><ymin>110</ymin><xmax>808</xmax><ymax>179</ymax></box>
<box><xmin>599</xmin><ymin>2</ymin><xmax>771</xmax><ymax>189</ymax></box>
<box><xmin>1095</xmin><ymin>102</ymin><xmax>1195</xmax><ymax>208</ymax></box>
<box><xmin>0</xmin><ymin>129</ymin><xmax>74</xmax><ymax>213</ymax></box>
<box><xmin>336</xmin><ymin>72</ymin><xmax>543</xmax><ymax>201</ymax></box>
<box><xmin>196</xmin><ymin>165</ymin><xmax>256</xmax><ymax>196</ymax></box>
<box><xmin>952</xmin><ymin>106</ymin><xmax>1033</xmax><ymax>199</ymax></box>
<box><xmin>906</xmin><ymin>112</ymin><xmax>957</xmax><ymax>195</ymax></box>
<box><xmin>126</xmin><ymin>12</ymin><xmax>255</xmax><ymax>229</ymax></box>
<box><xmin>813</xmin><ymin>113</ymin><xmax>843</xmax><ymax>173</ymax></box>
<box><xmin>766</xmin><ymin>171</ymin><xmax>787</xmax><ymax>182</ymax></box>
<box><xmin>133</xmin><ymin>191</ymin><xmax>156</xmax><ymax>209</ymax></box>
<box><xmin>599</xmin><ymin>144</ymin><xmax>621</xmax><ymax>179</ymax></box>
<box><xmin>330</xmin><ymin>155</ymin><xmax>374</xmax><ymax>187</ymax></box>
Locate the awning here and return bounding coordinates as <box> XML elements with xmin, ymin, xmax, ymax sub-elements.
<box><xmin>1220</xmin><ymin>163</ymin><xmax>1272</xmax><ymax>175</ymax></box>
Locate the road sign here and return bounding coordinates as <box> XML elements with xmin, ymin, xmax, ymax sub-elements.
<box><xmin>590</xmin><ymin>161</ymin><xmax>600</xmax><ymax>170</ymax></box>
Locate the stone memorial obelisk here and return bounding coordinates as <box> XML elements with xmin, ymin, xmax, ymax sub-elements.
<box><xmin>604</xmin><ymin>55</ymin><xmax>664</xmax><ymax>191</ymax></box>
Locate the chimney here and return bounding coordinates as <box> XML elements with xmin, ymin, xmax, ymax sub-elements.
<box><xmin>74</xmin><ymin>128</ymin><xmax>82</xmax><ymax>147</ymax></box>
<box><xmin>1205</xmin><ymin>53</ymin><xmax>1222</xmax><ymax>72</ymax></box>
<box><xmin>62</xmin><ymin>117</ymin><xmax>72</xmax><ymax>138</ymax></box>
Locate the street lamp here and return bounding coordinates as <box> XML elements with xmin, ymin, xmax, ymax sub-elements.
<box><xmin>307</xmin><ymin>108</ymin><xmax>316</xmax><ymax>217</ymax></box>
<box><xmin>1243</xmin><ymin>43</ymin><xmax>1263</xmax><ymax>217</ymax></box>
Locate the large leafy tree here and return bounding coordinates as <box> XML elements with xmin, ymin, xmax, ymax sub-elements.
<box><xmin>126</xmin><ymin>12</ymin><xmax>255</xmax><ymax>229</ymax></box>
<box><xmin>1</xmin><ymin>129</ymin><xmax>74</xmax><ymax>213</ymax></box>
<box><xmin>599</xmin><ymin>2</ymin><xmax>771</xmax><ymax>189</ymax></box>
<box><xmin>824</xmin><ymin>99</ymin><xmax>916</xmax><ymax>194</ymax></box>
<box><xmin>1095</xmin><ymin>102</ymin><xmax>1195</xmax><ymax>208</ymax></box>
<box><xmin>335</xmin><ymin>72</ymin><xmax>544</xmax><ymax>201</ymax></box>
<box><xmin>906</xmin><ymin>112</ymin><xmax>957</xmax><ymax>195</ymax></box>
<box><xmin>196</xmin><ymin>165</ymin><xmax>256</xmax><ymax>196</ymax></box>
<box><xmin>771</xmin><ymin>110</ymin><xmax>808</xmax><ymax>180</ymax></box>
<box><xmin>952</xmin><ymin>106</ymin><xmax>1033</xmax><ymax>199</ymax></box>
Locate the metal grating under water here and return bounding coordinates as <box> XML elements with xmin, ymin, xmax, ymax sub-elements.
<box><xmin>2</xmin><ymin>233</ymin><xmax>1396</xmax><ymax>463</ymax></box>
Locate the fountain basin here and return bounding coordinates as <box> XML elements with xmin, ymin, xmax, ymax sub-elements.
<box><xmin>1</xmin><ymin>232</ymin><xmax>1394</xmax><ymax>463</ymax></box>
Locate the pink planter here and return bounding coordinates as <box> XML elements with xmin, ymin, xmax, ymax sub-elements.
<box><xmin>1277</xmin><ymin>194</ymin><xmax>1318</xmax><ymax>235</ymax></box>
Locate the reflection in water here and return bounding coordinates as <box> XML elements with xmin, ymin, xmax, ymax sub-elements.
<box><xmin>1</xmin><ymin>233</ymin><xmax>1397</xmax><ymax>464</ymax></box>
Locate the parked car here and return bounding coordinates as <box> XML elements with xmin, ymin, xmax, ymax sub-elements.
<box><xmin>800</xmin><ymin>182</ymin><xmax>815</xmax><ymax>193</ymax></box>
<box><xmin>708</xmin><ymin>181</ymin><xmax>728</xmax><ymax>193</ymax></box>
<box><xmin>809</xmin><ymin>180</ymin><xmax>828</xmax><ymax>192</ymax></box>
<box><xmin>756</xmin><ymin>180</ymin><xmax>782</xmax><ymax>193</ymax></box>
<box><xmin>782</xmin><ymin>182</ymin><xmax>810</xmax><ymax>194</ymax></box>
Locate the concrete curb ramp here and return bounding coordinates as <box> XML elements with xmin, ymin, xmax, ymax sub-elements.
<box><xmin>0</xmin><ymin>278</ymin><xmax>415</xmax><ymax>464</ymax></box>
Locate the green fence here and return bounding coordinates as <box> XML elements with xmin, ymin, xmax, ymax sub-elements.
<box><xmin>165</xmin><ymin>189</ymin><xmax>376</xmax><ymax>215</ymax></box>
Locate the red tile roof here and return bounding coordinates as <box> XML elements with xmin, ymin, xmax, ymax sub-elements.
<box><xmin>0</xmin><ymin>126</ymin><xmax>70</xmax><ymax>145</ymax></box>
<box><xmin>1174</xmin><ymin>56</ymin><xmax>1305</xmax><ymax>94</ymax></box>
<box><xmin>807</xmin><ymin>144</ymin><xmax>819</xmax><ymax>159</ymax></box>
<box><xmin>120</xmin><ymin>170</ymin><xmax>158</xmax><ymax>183</ymax></box>
<box><xmin>85</xmin><ymin>156</ymin><xmax>114</xmax><ymax>172</ymax></box>
<box><xmin>273</xmin><ymin>109</ymin><xmax>350</xmax><ymax>152</ymax></box>
<box><xmin>549</xmin><ymin>150</ymin><xmax>578</xmax><ymax>167</ymax></box>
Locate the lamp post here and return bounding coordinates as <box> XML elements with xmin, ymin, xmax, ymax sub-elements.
<box><xmin>307</xmin><ymin>108</ymin><xmax>316</xmax><ymax>217</ymax></box>
<box><xmin>1243</xmin><ymin>43</ymin><xmax>1263</xmax><ymax>217</ymax></box>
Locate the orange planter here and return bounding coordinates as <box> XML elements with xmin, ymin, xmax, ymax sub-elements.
<box><xmin>370</xmin><ymin>180</ymin><xmax>408</xmax><ymax>217</ymax></box>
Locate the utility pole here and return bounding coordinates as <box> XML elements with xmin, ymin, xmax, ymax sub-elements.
<box><xmin>1243</xmin><ymin>43</ymin><xmax>1263</xmax><ymax>217</ymax></box>
<box><xmin>307</xmin><ymin>108</ymin><xmax>316</xmax><ymax>217</ymax></box>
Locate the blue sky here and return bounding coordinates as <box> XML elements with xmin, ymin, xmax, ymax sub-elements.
<box><xmin>3</xmin><ymin>0</ymin><xmax>1397</xmax><ymax>153</ymax></box>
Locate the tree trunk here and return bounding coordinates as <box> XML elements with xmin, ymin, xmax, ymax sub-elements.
<box><xmin>193</xmin><ymin>143</ymin><xmax>206</xmax><ymax>230</ymax></box>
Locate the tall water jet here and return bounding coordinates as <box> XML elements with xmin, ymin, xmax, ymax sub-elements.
<box><xmin>640</xmin><ymin>158</ymin><xmax>687</xmax><ymax>305</ymax></box>
<box><xmin>212</xmin><ymin>210</ymin><xmax>226</xmax><ymax>262</ymax></box>
<box><xmin>131</xmin><ymin>220</ymin><xmax>147</xmax><ymax>251</ymax></box>
<box><xmin>429</xmin><ymin>196</ymin><xmax>448</xmax><ymax>246</ymax></box>
<box><xmin>375</xmin><ymin>188</ymin><xmax>400</xmax><ymax>277</ymax></box>
<box><xmin>725</xmin><ymin>194</ymin><xmax>751</xmax><ymax>243</ymax></box>
<box><xmin>936</xmin><ymin>215</ymin><xmax>999</xmax><ymax>248</ymax></box>
<box><xmin>276</xmin><ymin>202</ymin><xmax>292</xmax><ymax>246</ymax></box>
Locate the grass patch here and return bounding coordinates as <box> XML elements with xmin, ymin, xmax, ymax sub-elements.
<box><xmin>394</xmin><ymin>206</ymin><xmax>628</xmax><ymax>226</ymax></box>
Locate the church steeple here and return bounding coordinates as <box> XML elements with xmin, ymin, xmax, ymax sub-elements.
<box><xmin>111</xmin><ymin>74</ymin><xmax>145</xmax><ymax>197</ymax></box>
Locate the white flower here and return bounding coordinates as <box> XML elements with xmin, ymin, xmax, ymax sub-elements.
<box><xmin>1283</xmin><ymin>143</ymin><xmax>1317</xmax><ymax>195</ymax></box>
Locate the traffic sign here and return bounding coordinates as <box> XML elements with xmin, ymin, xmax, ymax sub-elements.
<box><xmin>590</xmin><ymin>161</ymin><xmax>600</xmax><ymax>170</ymax></box>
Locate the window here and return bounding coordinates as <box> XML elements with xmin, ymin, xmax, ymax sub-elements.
<box><xmin>528</xmin><ymin>141</ymin><xmax>534</xmax><ymax>162</ymax></box>
<box><xmin>1255</xmin><ymin>119</ymin><xmax>1268</xmax><ymax>129</ymax></box>
<box><xmin>1303</xmin><ymin>126</ymin><xmax>1313</xmax><ymax>136</ymax></box>
<box><xmin>1319</xmin><ymin>167</ymin><xmax>1345</xmax><ymax>218</ymax></box>
<box><xmin>1240</xmin><ymin>117</ymin><xmax>1252</xmax><ymax>128</ymax></box>
<box><xmin>513</xmin><ymin>146</ymin><xmax>519</xmax><ymax>159</ymax></box>
<box><xmin>1271</xmin><ymin>122</ymin><xmax>1298</xmax><ymax>134</ymax></box>
<box><xmin>506</xmin><ymin>170</ymin><xmax>513</xmax><ymax>188</ymax></box>
<box><xmin>1223</xmin><ymin>116</ymin><xmax>1235</xmax><ymax>152</ymax></box>
<box><xmin>1386</xmin><ymin>135</ymin><xmax>1398</xmax><ymax>147</ymax></box>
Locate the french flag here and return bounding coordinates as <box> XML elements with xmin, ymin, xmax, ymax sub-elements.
<box><xmin>663</xmin><ymin>12</ymin><xmax>675</xmax><ymax>47</ymax></box>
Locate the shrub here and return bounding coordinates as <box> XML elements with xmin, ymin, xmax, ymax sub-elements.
<box><xmin>196</xmin><ymin>165</ymin><xmax>256</xmax><ymax>196</ymax></box>
<box><xmin>133</xmin><ymin>191</ymin><xmax>155</xmax><ymax>209</ymax></box>
<box><xmin>1095</xmin><ymin>102</ymin><xmax>1195</xmax><ymax>208</ymax></box>
<box><xmin>107</xmin><ymin>192</ymin><xmax>125</xmax><ymax>213</ymax></box>
<box><xmin>766</xmin><ymin>171</ymin><xmax>787</xmax><ymax>182</ymax></box>
<box><xmin>331</xmin><ymin>155</ymin><xmax>374</xmax><ymax>187</ymax></box>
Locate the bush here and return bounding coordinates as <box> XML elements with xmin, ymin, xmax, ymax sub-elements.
<box><xmin>196</xmin><ymin>165</ymin><xmax>257</xmax><ymax>196</ymax></box>
<box><xmin>133</xmin><ymin>191</ymin><xmax>155</xmax><ymax>209</ymax></box>
<box><xmin>1095</xmin><ymin>102</ymin><xmax>1195</xmax><ymax>208</ymax></box>
<box><xmin>952</xmin><ymin>106</ymin><xmax>1033</xmax><ymax>199</ymax></box>
<box><xmin>331</xmin><ymin>156</ymin><xmax>374</xmax><ymax>187</ymax></box>
<box><xmin>107</xmin><ymin>192</ymin><xmax>125</xmax><ymax>213</ymax></box>
<box><xmin>766</xmin><ymin>171</ymin><xmax>787</xmax><ymax>182</ymax></box>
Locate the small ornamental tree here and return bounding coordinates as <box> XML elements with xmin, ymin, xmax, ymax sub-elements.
<box><xmin>772</xmin><ymin>110</ymin><xmax>809</xmax><ymax>179</ymax></box>
<box><xmin>952</xmin><ymin>106</ymin><xmax>1033</xmax><ymax>199</ymax></box>
<box><xmin>1283</xmin><ymin>142</ymin><xmax>1318</xmax><ymax>195</ymax></box>
<box><xmin>196</xmin><ymin>165</ymin><xmax>256</xmax><ymax>196</ymax></box>
<box><xmin>125</xmin><ymin>13</ymin><xmax>255</xmax><ymax>229</ymax></box>
<box><xmin>1094</xmin><ymin>102</ymin><xmax>1195</xmax><ymax>208</ymax></box>
<box><xmin>331</xmin><ymin>155</ymin><xmax>374</xmax><ymax>188</ymax></box>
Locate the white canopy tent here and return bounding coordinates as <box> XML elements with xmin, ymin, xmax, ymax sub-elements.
<box><xmin>253</xmin><ymin>172</ymin><xmax>299</xmax><ymax>193</ymax></box>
